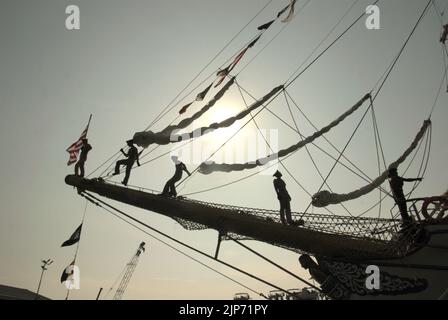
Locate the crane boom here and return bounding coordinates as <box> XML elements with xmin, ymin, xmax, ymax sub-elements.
<box><xmin>113</xmin><ymin>242</ymin><xmax>146</xmax><ymax>300</ymax></box>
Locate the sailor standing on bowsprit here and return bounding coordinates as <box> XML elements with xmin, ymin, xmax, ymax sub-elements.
<box><xmin>273</xmin><ymin>170</ymin><xmax>295</xmax><ymax>225</ymax></box>
<box><xmin>113</xmin><ymin>139</ymin><xmax>141</xmax><ymax>186</ymax></box>
<box><xmin>74</xmin><ymin>138</ymin><xmax>92</xmax><ymax>177</ymax></box>
<box><xmin>387</xmin><ymin>167</ymin><xmax>423</xmax><ymax>223</ymax></box>
<box><xmin>161</xmin><ymin>156</ymin><xmax>191</xmax><ymax>197</ymax></box>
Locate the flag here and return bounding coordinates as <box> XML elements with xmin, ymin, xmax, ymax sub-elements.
<box><xmin>66</xmin><ymin>115</ymin><xmax>92</xmax><ymax>166</ymax></box>
<box><xmin>441</xmin><ymin>24</ymin><xmax>448</xmax><ymax>44</ymax></box>
<box><xmin>61</xmin><ymin>260</ymin><xmax>75</xmax><ymax>283</ymax></box>
<box><xmin>277</xmin><ymin>0</ymin><xmax>297</xmax><ymax>22</ymax></box>
<box><xmin>179</xmin><ymin>102</ymin><xmax>193</xmax><ymax>115</ymax></box>
<box><xmin>214</xmin><ymin>67</ymin><xmax>230</xmax><ymax>88</ymax></box>
<box><xmin>228</xmin><ymin>48</ymin><xmax>248</xmax><ymax>73</ymax></box>
<box><xmin>214</xmin><ymin>35</ymin><xmax>262</xmax><ymax>89</ymax></box>
<box><xmin>61</xmin><ymin>224</ymin><xmax>82</xmax><ymax>247</ymax></box>
<box><xmin>196</xmin><ymin>82</ymin><xmax>213</xmax><ymax>101</ymax></box>
<box><xmin>217</xmin><ymin>67</ymin><xmax>229</xmax><ymax>77</ymax></box>
<box><xmin>281</xmin><ymin>0</ymin><xmax>297</xmax><ymax>23</ymax></box>
<box><xmin>257</xmin><ymin>20</ymin><xmax>275</xmax><ymax>31</ymax></box>
<box><xmin>248</xmin><ymin>35</ymin><xmax>261</xmax><ymax>48</ymax></box>
<box><xmin>277</xmin><ymin>3</ymin><xmax>290</xmax><ymax>18</ymax></box>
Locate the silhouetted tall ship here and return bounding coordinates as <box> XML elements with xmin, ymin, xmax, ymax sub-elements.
<box><xmin>66</xmin><ymin>0</ymin><xmax>448</xmax><ymax>300</ymax></box>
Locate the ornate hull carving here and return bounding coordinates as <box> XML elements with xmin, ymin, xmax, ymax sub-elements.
<box><xmin>305</xmin><ymin>225</ymin><xmax>448</xmax><ymax>300</ymax></box>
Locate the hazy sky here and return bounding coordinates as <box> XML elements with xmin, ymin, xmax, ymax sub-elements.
<box><xmin>1</xmin><ymin>0</ymin><xmax>447</xmax><ymax>300</ymax></box>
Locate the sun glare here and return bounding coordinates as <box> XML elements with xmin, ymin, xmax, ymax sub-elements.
<box><xmin>206</xmin><ymin>103</ymin><xmax>244</xmax><ymax>140</ymax></box>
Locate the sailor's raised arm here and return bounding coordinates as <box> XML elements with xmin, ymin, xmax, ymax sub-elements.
<box><xmin>183</xmin><ymin>163</ymin><xmax>191</xmax><ymax>176</ymax></box>
<box><xmin>402</xmin><ymin>177</ymin><xmax>423</xmax><ymax>182</ymax></box>
<box><xmin>120</xmin><ymin>148</ymin><xmax>128</xmax><ymax>157</ymax></box>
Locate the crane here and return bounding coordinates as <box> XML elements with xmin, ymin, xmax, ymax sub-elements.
<box><xmin>113</xmin><ymin>242</ymin><xmax>146</xmax><ymax>300</ymax></box>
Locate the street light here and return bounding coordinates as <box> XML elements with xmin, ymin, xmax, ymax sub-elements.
<box><xmin>35</xmin><ymin>258</ymin><xmax>53</xmax><ymax>300</ymax></box>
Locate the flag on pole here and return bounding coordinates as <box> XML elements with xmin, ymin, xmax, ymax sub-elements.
<box><xmin>282</xmin><ymin>0</ymin><xmax>297</xmax><ymax>23</ymax></box>
<box><xmin>214</xmin><ymin>67</ymin><xmax>230</xmax><ymax>88</ymax></box>
<box><xmin>257</xmin><ymin>20</ymin><xmax>275</xmax><ymax>31</ymax></box>
<box><xmin>61</xmin><ymin>224</ymin><xmax>83</xmax><ymax>247</ymax></box>
<box><xmin>60</xmin><ymin>260</ymin><xmax>75</xmax><ymax>283</ymax></box>
<box><xmin>66</xmin><ymin>115</ymin><xmax>92</xmax><ymax>166</ymax></box>
<box><xmin>196</xmin><ymin>83</ymin><xmax>213</xmax><ymax>101</ymax></box>
<box><xmin>179</xmin><ymin>82</ymin><xmax>214</xmax><ymax>115</ymax></box>
<box><xmin>215</xmin><ymin>47</ymin><xmax>250</xmax><ymax>88</ymax></box>
<box><xmin>247</xmin><ymin>35</ymin><xmax>261</xmax><ymax>48</ymax></box>
<box><xmin>228</xmin><ymin>48</ymin><xmax>248</xmax><ymax>73</ymax></box>
<box><xmin>278</xmin><ymin>0</ymin><xmax>297</xmax><ymax>22</ymax></box>
<box><xmin>179</xmin><ymin>102</ymin><xmax>193</xmax><ymax>115</ymax></box>
<box><xmin>277</xmin><ymin>3</ymin><xmax>290</xmax><ymax>18</ymax></box>
<box><xmin>214</xmin><ymin>33</ymin><xmax>262</xmax><ymax>89</ymax></box>
<box><xmin>440</xmin><ymin>24</ymin><xmax>448</xmax><ymax>44</ymax></box>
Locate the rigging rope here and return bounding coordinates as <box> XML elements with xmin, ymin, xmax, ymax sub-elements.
<box><xmin>145</xmin><ymin>0</ymin><xmax>275</xmax><ymax>131</ymax></box>
<box><xmin>133</xmin><ymin>78</ymin><xmax>237</xmax><ymax>147</ymax></box>
<box><xmin>198</xmin><ymin>93</ymin><xmax>371</xmax><ymax>175</ymax></box>
<box><xmin>236</xmin><ymin>82</ymin><xmax>314</xmax><ymax>197</ymax></box>
<box><xmin>97</xmin><ymin>0</ymin><xmax>312</xmax><ymax>178</ymax></box>
<box><xmin>283</xmin><ymin>91</ymin><xmax>355</xmax><ymax>217</ymax></box>
<box><xmin>370</xmin><ymin>106</ymin><xmax>386</xmax><ymax>222</ymax></box>
<box><xmin>97</xmin><ymin>0</ymin><xmax>380</xmax><ymax>183</ymax></box>
<box><xmin>235</xmin><ymin>81</ymin><xmax>340</xmax><ymax>217</ymax></box>
<box><xmin>428</xmin><ymin>49</ymin><xmax>448</xmax><ymax>117</ymax></box>
<box><xmin>357</xmin><ymin>120</ymin><xmax>428</xmax><ymax>221</ymax></box>
<box><xmin>284</xmin><ymin>91</ymin><xmax>380</xmax><ymax>186</ymax></box>
<box><xmin>146</xmin><ymin>34</ymin><xmax>261</xmax><ymax>133</ymax></box>
<box><xmin>312</xmin><ymin>120</ymin><xmax>431</xmax><ymax>209</ymax></box>
<box><xmin>237</xmin><ymin>0</ymin><xmax>313</xmax><ymax>75</ymax></box>
<box><xmin>284</xmin><ymin>0</ymin><xmax>381</xmax><ymax>88</ymax></box>
<box><xmin>407</xmin><ymin>125</ymin><xmax>432</xmax><ymax>199</ymax></box>
<box><xmin>227</xmin><ymin>81</ymin><xmax>372</xmax><ymax>182</ymax></box>
<box><xmin>87</xmin><ymin>0</ymin><xmax>274</xmax><ymax>178</ymax></box>
<box><xmin>92</xmin><ymin>0</ymin><xmax>436</xmax><ymax>218</ymax></box>
<box><xmin>282</xmin><ymin>0</ymin><xmax>361</xmax><ymax>83</ymax></box>
<box><xmin>116</xmin><ymin>0</ymin><xmax>382</xmax><ymax>186</ymax></box>
<box><xmin>105</xmin><ymin>0</ymin><xmax>434</xmax><ymax>228</ymax></box>
<box><xmin>308</xmin><ymin>0</ymin><xmax>433</xmax><ymax>211</ymax></box>
<box><xmin>82</xmin><ymin>191</ymin><xmax>302</xmax><ymax>298</ymax></box>
<box><xmin>374</xmin><ymin>0</ymin><xmax>432</xmax><ymax>102</ymax></box>
<box><xmin>86</xmin><ymin>196</ymin><xmax>268</xmax><ymax>299</ymax></box>
<box><xmin>430</xmin><ymin>0</ymin><xmax>448</xmax><ymax>116</ymax></box>
<box><xmin>352</xmin><ymin>123</ymin><xmax>431</xmax><ymax>219</ymax></box>
<box><xmin>228</xmin><ymin>235</ymin><xmax>322</xmax><ymax>292</ymax></box>
<box><xmin>183</xmin><ymin>0</ymin><xmax>384</xmax><ymax>182</ymax></box>
<box><xmin>178</xmin><ymin>92</ymin><xmax>387</xmax><ymax>200</ymax></box>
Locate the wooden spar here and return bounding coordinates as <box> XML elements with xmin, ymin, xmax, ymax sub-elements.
<box><xmin>65</xmin><ymin>175</ymin><xmax>400</xmax><ymax>260</ymax></box>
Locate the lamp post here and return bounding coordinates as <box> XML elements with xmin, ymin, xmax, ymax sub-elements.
<box><xmin>35</xmin><ymin>258</ymin><xmax>53</xmax><ymax>300</ymax></box>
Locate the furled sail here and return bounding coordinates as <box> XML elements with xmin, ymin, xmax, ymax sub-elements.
<box><xmin>133</xmin><ymin>83</ymin><xmax>283</xmax><ymax>148</ymax></box>
<box><xmin>198</xmin><ymin>93</ymin><xmax>371</xmax><ymax>174</ymax></box>
<box><xmin>133</xmin><ymin>77</ymin><xmax>235</xmax><ymax>148</ymax></box>
<box><xmin>312</xmin><ymin>119</ymin><xmax>431</xmax><ymax>207</ymax></box>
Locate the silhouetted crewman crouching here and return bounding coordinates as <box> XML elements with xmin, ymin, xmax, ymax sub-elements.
<box><xmin>162</xmin><ymin>156</ymin><xmax>191</xmax><ymax>197</ymax></box>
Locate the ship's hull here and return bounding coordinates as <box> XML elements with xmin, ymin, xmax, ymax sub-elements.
<box><xmin>347</xmin><ymin>224</ymin><xmax>448</xmax><ymax>300</ymax></box>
